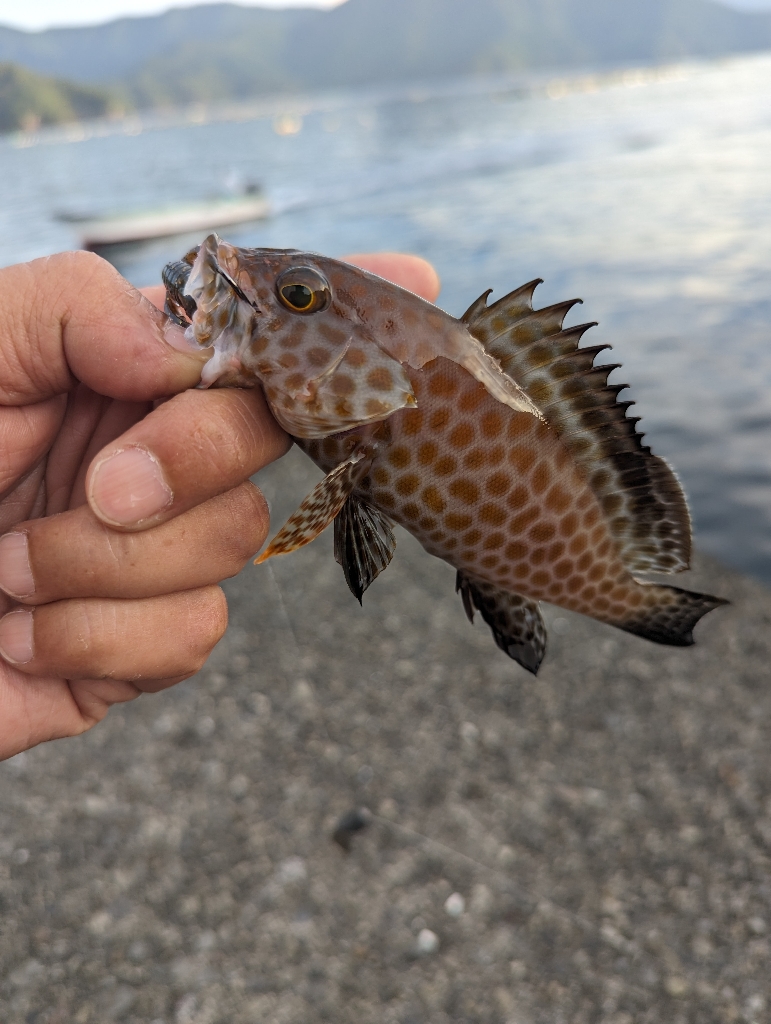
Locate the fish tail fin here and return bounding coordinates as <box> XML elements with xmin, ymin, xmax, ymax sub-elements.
<box><xmin>617</xmin><ymin>583</ymin><xmax>728</xmax><ymax>647</ymax></box>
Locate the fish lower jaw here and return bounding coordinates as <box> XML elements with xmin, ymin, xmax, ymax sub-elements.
<box><xmin>199</xmin><ymin>347</ymin><xmax>255</xmax><ymax>388</ymax></box>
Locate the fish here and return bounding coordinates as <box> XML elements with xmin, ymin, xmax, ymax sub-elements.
<box><xmin>163</xmin><ymin>233</ymin><xmax>727</xmax><ymax>675</ymax></box>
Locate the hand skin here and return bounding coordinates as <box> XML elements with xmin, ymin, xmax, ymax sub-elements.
<box><xmin>0</xmin><ymin>249</ymin><xmax>439</xmax><ymax>762</ymax></box>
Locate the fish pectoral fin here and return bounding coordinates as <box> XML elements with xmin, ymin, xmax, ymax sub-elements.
<box><xmin>456</xmin><ymin>572</ymin><xmax>547</xmax><ymax>676</ymax></box>
<box><xmin>334</xmin><ymin>495</ymin><xmax>397</xmax><ymax>604</ymax></box>
<box><xmin>255</xmin><ymin>449</ymin><xmax>373</xmax><ymax>564</ymax></box>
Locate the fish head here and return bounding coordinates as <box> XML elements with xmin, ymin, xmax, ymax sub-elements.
<box><xmin>184</xmin><ymin>234</ymin><xmax>423</xmax><ymax>438</ymax></box>
<box><xmin>182</xmin><ymin>234</ymin><xmax>541</xmax><ymax>439</ymax></box>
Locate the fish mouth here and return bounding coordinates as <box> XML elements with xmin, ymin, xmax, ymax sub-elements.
<box><xmin>161</xmin><ymin>236</ymin><xmax>266</xmax><ymax>391</ymax></box>
<box><xmin>162</xmin><ymin>257</ymin><xmax>199</xmax><ymax>324</ymax></box>
<box><xmin>211</xmin><ymin>258</ymin><xmax>260</xmax><ymax>312</ymax></box>
<box><xmin>163</xmin><ymin>248</ymin><xmax>262</xmax><ymax>328</ymax></box>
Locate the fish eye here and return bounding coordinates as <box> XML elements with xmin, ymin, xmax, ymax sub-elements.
<box><xmin>276</xmin><ymin>267</ymin><xmax>331</xmax><ymax>315</ymax></box>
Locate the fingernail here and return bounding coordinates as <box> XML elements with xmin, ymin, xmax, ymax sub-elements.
<box><xmin>89</xmin><ymin>446</ymin><xmax>173</xmax><ymax>526</ymax></box>
<box><xmin>163</xmin><ymin>319</ymin><xmax>211</xmax><ymax>355</ymax></box>
<box><xmin>0</xmin><ymin>610</ymin><xmax>34</xmax><ymax>665</ymax></box>
<box><xmin>0</xmin><ymin>533</ymin><xmax>34</xmax><ymax>599</ymax></box>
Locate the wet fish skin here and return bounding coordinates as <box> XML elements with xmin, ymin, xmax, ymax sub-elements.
<box><xmin>182</xmin><ymin>234</ymin><xmax>539</xmax><ymax>433</ymax></box>
<box><xmin>164</xmin><ymin>234</ymin><xmax>727</xmax><ymax>674</ymax></box>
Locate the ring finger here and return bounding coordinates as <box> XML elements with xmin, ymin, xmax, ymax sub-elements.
<box><xmin>0</xmin><ymin>586</ymin><xmax>227</xmax><ymax>680</ymax></box>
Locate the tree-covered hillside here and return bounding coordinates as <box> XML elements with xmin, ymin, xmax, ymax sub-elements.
<box><xmin>0</xmin><ymin>0</ymin><xmax>769</xmax><ymax>115</ymax></box>
<box><xmin>0</xmin><ymin>62</ymin><xmax>123</xmax><ymax>133</ymax></box>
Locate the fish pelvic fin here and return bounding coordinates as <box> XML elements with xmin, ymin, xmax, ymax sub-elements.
<box><xmin>463</xmin><ymin>283</ymin><xmax>692</xmax><ymax>577</ymax></box>
<box><xmin>456</xmin><ymin>572</ymin><xmax>547</xmax><ymax>675</ymax></box>
<box><xmin>615</xmin><ymin>583</ymin><xmax>728</xmax><ymax>647</ymax></box>
<box><xmin>256</xmin><ymin>448</ymin><xmax>373</xmax><ymax>564</ymax></box>
<box><xmin>334</xmin><ymin>494</ymin><xmax>397</xmax><ymax>604</ymax></box>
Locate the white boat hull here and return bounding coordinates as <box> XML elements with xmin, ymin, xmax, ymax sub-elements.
<box><xmin>80</xmin><ymin>196</ymin><xmax>270</xmax><ymax>248</ymax></box>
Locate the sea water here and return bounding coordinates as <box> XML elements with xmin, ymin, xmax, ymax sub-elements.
<box><xmin>0</xmin><ymin>52</ymin><xmax>770</xmax><ymax>581</ymax></box>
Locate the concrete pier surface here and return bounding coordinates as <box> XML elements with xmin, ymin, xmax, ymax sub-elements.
<box><xmin>1</xmin><ymin>448</ymin><xmax>769</xmax><ymax>1024</ymax></box>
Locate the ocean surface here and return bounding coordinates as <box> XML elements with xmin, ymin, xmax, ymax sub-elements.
<box><xmin>0</xmin><ymin>53</ymin><xmax>770</xmax><ymax>582</ymax></box>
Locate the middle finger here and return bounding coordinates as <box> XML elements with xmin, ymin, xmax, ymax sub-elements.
<box><xmin>0</xmin><ymin>482</ymin><xmax>268</xmax><ymax>605</ymax></box>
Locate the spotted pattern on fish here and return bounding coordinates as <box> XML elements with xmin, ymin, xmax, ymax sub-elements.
<box><xmin>164</xmin><ymin>236</ymin><xmax>727</xmax><ymax>674</ymax></box>
<box><xmin>461</xmin><ymin>282</ymin><xmax>691</xmax><ymax>575</ymax></box>
<box><xmin>300</xmin><ymin>358</ymin><xmax>718</xmax><ymax>647</ymax></box>
<box><xmin>183</xmin><ymin>235</ymin><xmax>538</xmax><ymax>437</ymax></box>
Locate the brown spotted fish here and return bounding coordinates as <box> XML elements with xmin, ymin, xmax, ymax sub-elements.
<box><xmin>163</xmin><ymin>234</ymin><xmax>726</xmax><ymax>674</ymax></box>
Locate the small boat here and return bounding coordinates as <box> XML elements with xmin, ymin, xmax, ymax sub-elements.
<box><xmin>65</xmin><ymin>191</ymin><xmax>270</xmax><ymax>250</ymax></box>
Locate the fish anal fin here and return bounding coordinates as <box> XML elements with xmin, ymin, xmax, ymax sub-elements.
<box><xmin>456</xmin><ymin>572</ymin><xmax>547</xmax><ymax>675</ymax></box>
<box><xmin>255</xmin><ymin>450</ymin><xmax>372</xmax><ymax>564</ymax></box>
<box><xmin>459</xmin><ymin>280</ymin><xmax>694</xmax><ymax>577</ymax></box>
<box><xmin>334</xmin><ymin>495</ymin><xmax>397</xmax><ymax>604</ymax></box>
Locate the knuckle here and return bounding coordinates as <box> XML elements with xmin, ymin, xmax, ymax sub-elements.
<box><xmin>47</xmin><ymin>251</ymin><xmax>122</xmax><ymax>309</ymax></box>
<box><xmin>190</xmin><ymin>586</ymin><xmax>228</xmax><ymax>653</ymax></box>
<box><xmin>37</xmin><ymin>599</ymin><xmax>112</xmax><ymax>676</ymax></box>
<box><xmin>223</xmin><ymin>483</ymin><xmax>270</xmax><ymax>566</ymax></box>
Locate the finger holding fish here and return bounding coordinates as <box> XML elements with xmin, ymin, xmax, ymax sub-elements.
<box><xmin>103</xmin><ymin>252</ymin><xmax>441</xmax><ymax>535</ymax></box>
<box><xmin>86</xmin><ymin>386</ymin><xmax>289</xmax><ymax>531</ymax></box>
<box><xmin>0</xmin><ymin>482</ymin><xmax>268</xmax><ymax>606</ymax></box>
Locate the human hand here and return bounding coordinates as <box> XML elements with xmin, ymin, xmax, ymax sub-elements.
<box><xmin>0</xmin><ymin>249</ymin><xmax>439</xmax><ymax>761</ymax></box>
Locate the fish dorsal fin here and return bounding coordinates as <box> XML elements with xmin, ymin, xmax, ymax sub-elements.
<box><xmin>334</xmin><ymin>494</ymin><xmax>397</xmax><ymax>604</ymax></box>
<box><xmin>456</xmin><ymin>572</ymin><xmax>547</xmax><ymax>675</ymax></box>
<box><xmin>461</xmin><ymin>279</ymin><xmax>542</xmax><ymax>327</ymax></box>
<box><xmin>463</xmin><ymin>286</ymin><xmax>692</xmax><ymax>575</ymax></box>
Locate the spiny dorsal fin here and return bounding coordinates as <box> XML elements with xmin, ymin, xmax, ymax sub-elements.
<box><xmin>463</xmin><ymin>286</ymin><xmax>691</xmax><ymax>575</ymax></box>
<box><xmin>456</xmin><ymin>571</ymin><xmax>547</xmax><ymax>675</ymax></box>
<box><xmin>462</xmin><ymin>279</ymin><xmax>542</xmax><ymax>327</ymax></box>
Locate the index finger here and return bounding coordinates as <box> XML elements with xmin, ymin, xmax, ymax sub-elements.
<box><xmin>86</xmin><ymin>386</ymin><xmax>289</xmax><ymax>530</ymax></box>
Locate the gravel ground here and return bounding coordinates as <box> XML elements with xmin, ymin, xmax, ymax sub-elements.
<box><xmin>1</xmin><ymin>446</ymin><xmax>771</xmax><ymax>1024</ymax></box>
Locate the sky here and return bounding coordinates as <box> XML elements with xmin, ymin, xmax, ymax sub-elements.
<box><xmin>0</xmin><ymin>0</ymin><xmax>345</xmax><ymax>32</ymax></box>
<box><xmin>0</xmin><ymin>0</ymin><xmax>768</xmax><ymax>31</ymax></box>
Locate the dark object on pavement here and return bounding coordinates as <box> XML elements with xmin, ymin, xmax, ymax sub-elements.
<box><xmin>333</xmin><ymin>808</ymin><xmax>371</xmax><ymax>852</ymax></box>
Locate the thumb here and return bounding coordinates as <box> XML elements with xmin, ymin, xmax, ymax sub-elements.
<box><xmin>0</xmin><ymin>251</ymin><xmax>209</xmax><ymax>406</ymax></box>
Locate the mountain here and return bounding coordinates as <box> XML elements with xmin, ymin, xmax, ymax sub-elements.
<box><xmin>0</xmin><ymin>0</ymin><xmax>769</xmax><ymax>111</ymax></box>
<box><xmin>0</xmin><ymin>62</ymin><xmax>123</xmax><ymax>133</ymax></box>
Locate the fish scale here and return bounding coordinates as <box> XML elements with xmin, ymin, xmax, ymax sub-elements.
<box><xmin>302</xmin><ymin>360</ymin><xmax>695</xmax><ymax>637</ymax></box>
<box><xmin>164</xmin><ymin>234</ymin><xmax>726</xmax><ymax>675</ymax></box>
